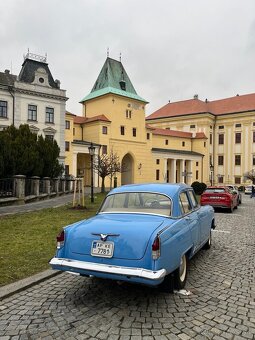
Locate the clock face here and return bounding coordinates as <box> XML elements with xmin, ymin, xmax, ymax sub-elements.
<box><xmin>39</xmin><ymin>77</ymin><xmax>44</xmax><ymax>83</ymax></box>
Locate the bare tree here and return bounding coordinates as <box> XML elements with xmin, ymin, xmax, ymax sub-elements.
<box><xmin>93</xmin><ymin>149</ymin><xmax>126</xmax><ymax>193</ymax></box>
<box><xmin>243</xmin><ymin>169</ymin><xmax>255</xmax><ymax>184</ymax></box>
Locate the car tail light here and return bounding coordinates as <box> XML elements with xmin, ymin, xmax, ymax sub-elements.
<box><xmin>57</xmin><ymin>230</ymin><xmax>65</xmax><ymax>249</ymax></box>
<box><xmin>152</xmin><ymin>235</ymin><xmax>160</xmax><ymax>260</ymax></box>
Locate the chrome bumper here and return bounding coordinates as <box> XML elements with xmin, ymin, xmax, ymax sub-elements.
<box><xmin>50</xmin><ymin>258</ymin><xmax>166</xmax><ymax>280</ymax></box>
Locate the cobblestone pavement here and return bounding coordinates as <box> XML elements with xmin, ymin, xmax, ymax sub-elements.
<box><xmin>0</xmin><ymin>195</ymin><xmax>254</xmax><ymax>340</ymax></box>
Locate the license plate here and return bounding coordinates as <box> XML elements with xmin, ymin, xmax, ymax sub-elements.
<box><xmin>91</xmin><ymin>241</ymin><xmax>114</xmax><ymax>258</ymax></box>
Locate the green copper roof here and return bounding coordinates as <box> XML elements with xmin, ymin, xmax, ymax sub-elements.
<box><xmin>80</xmin><ymin>57</ymin><xmax>148</xmax><ymax>104</ymax></box>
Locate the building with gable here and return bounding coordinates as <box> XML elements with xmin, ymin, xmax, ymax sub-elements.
<box><xmin>146</xmin><ymin>94</ymin><xmax>255</xmax><ymax>185</ymax></box>
<box><xmin>0</xmin><ymin>52</ymin><xmax>68</xmax><ymax>165</ymax></box>
<box><xmin>65</xmin><ymin>57</ymin><xmax>207</xmax><ymax>188</ymax></box>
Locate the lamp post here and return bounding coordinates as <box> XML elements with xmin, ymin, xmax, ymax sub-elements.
<box><xmin>88</xmin><ymin>142</ymin><xmax>95</xmax><ymax>203</ymax></box>
<box><xmin>210</xmin><ymin>163</ymin><xmax>214</xmax><ymax>186</ymax></box>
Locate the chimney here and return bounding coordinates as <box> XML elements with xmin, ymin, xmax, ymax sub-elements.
<box><xmin>5</xmin><ymin>69</ymin><xmax>10</xmax><ymax>74</ymax></box>
<box><xmin>194</xmin><ymin>94</ymin><xmax>198</xmax><ymax>100</ymax></box>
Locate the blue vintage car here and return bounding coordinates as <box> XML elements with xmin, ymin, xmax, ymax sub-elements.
<box><xmin>50</xmin><ymin>183</ymin><xmax>215</xmax><ymax>292</ymax></box>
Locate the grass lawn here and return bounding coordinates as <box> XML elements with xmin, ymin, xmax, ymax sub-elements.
<box><xmin>0</xmin><ymin>193</ymin><xmax>106</xmax><ymax>287</ymax></box>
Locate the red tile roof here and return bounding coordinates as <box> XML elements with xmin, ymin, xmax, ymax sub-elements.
<box><xmin>146</xmin><ymin>93</ymin><xmax>255</xmax><ymax>120</ymax></box>
<box><xmin>73</xmin><ymin>114</ymin><xmax>111</xmax><ymax>124</ymax></box>
<box><xmin>151</xmin><ymin>127</ymin><xmax>206</xmax><ymax>139</ymax></box>
<box><xmin>195</xmin><ymin>132</ymin><xmax>207</xmax><ymax>139</ymax></box>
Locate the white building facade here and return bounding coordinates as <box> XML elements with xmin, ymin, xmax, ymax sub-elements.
<box><xmin>0</xmin><ymin>52</ymin><xmax>68</xmax><ymax>165</ymax></box>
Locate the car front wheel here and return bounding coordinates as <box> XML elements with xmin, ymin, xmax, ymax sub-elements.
<box><xmin>174</xmin><ymin>254</ymin><xmax>188</xmax><ymax>290</ymax></box>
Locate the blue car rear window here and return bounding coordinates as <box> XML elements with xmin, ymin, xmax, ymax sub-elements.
<box><xmin>99</xmin><ymin>192</ymin><xmax>171</xmax><ymax>216</ymax></box>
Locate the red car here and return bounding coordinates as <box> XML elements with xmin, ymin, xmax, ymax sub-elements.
<box><xmin>200</xmin><ymin>186</ymin><xmax>238</xmax><ymax>213</ymax></box>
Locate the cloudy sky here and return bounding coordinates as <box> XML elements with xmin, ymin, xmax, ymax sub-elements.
<box><xmin>1</xmin><ymin>0</ymin><xmax>255</xmax><ymax>116</ymax></box>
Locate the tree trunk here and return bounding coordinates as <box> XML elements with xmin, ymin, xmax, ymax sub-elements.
<box><xmin>101</xmin><ymin>176</ymin><xmax>105</xmax><ymax>193</ymax></box>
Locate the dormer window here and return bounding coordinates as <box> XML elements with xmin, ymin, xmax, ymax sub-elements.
<box><xmin>119</xmin><ymin>80</ymin><xmax>126</xmax><ymax>91</ymax></box>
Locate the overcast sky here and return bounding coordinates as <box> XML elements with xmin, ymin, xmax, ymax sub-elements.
<box><xmin>1</xmin><ymin>0</ymin><xmax>255</xmax><ymax>116</ymax></box>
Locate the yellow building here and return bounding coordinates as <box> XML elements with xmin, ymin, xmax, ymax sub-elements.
<box><xmin>146</xmin><ymin>94</ymin><xmax>255</xmax><ymax>186</ymax></box>
<box><xmin>65</xmin><ymin>58</ymin><xmax>209</xmax><ymax>188</ymax></box>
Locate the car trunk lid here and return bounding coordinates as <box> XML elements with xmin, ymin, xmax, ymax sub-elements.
<box><xmin>68</xmin><ymin>213</ymin><xmax>170</xmax><ymax>260</ymax></box>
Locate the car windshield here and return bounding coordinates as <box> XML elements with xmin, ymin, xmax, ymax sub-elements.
<box><xmin>205</xmin><ymin>188</ymin><xmax>225</xmax><ymax>193</ymax></box>
<box><xmin>99</xmin><ymin>192</ymin><xmax>171</xmax><ymax>217</ymax></box>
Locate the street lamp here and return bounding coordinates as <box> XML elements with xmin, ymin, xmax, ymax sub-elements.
<box><xmin>88</xmin><ymin>142</ymin><xmax>95</xmax><ymax>203</ymax></box>
<box><xmin>210</xmin><ymin>163</ymin><xmax>214</xmax><ymax>186</ymax></box>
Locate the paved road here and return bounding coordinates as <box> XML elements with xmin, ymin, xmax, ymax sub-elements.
<box><xmin>0</xmin><ymin>194</ymin><xmax>74</xmax><ymax>216</ymax></box>
<box><xmin>0</xmin><ymin>195</ymin><xmax>254</xmax><ymax>339</ymax></box>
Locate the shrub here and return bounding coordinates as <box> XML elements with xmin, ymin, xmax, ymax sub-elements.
<box><xmin>191</xmin><ymin>181</ymin><xmax>207</xmax><ymax>195</ymax></box>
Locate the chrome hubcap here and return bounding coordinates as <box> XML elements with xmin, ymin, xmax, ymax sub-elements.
<box><xmin>179</xmin><ymin>255</ymin><xmax>187</xmax><ymax>282</ymax></box>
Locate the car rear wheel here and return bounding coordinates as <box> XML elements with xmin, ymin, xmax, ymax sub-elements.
<box><xmin>203</xmin><ymin>230</ymin><xmax>211</xmax><ymax>250</ymax></box>
<box><xmin>174</xmin><ymin>254</ymin><xmax>188</xmax><ymax>290</ymax></box>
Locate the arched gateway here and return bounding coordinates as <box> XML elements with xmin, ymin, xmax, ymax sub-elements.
<box><xmin>121</xmin><ymin>153</ymin><xmax>134</xmax><ymax>185</ymax></box>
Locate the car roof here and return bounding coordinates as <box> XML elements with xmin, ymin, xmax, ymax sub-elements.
<box><xmin>109</xmin><ymin>183</ymin><xmax>191</xmax><ymax>197</ymax></box>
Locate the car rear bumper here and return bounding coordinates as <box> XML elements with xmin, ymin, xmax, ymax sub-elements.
<box><xmin>50</xmin><ymin>257</ymin><xmax>166</xmax><ymax>281</ymax></box>
<box><xmin>201</xmin><ymin>202</ymin><xmax>231</xmax><ymax>209</ymax></box>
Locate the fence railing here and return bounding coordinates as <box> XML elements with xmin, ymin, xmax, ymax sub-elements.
<box><xmin>0</xmin><ymin>176</ymin><xmax>76</xmax><ymax>203</ymax></box>
<box><xmin>0</xmin><ymin>178</ymin><xmax>14</xmax><ymax>198</ymax></box>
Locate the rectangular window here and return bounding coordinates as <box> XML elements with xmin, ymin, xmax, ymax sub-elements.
<box><xmin>0</xmin><ymin>101</ymin><xmax>7</xmax><ymax>118</ymax></box>
<box><xmin>204</xmin><ymin>142</ymin><xmax>206</xmax><ymax>147</ymax></box>
<box><xmin>218</xmin><ymin>134</ymin><xmax>224</xmax><ymax>145</ymax></box>
<box><xmin>235</xmin><ymin>123</ymin><xmax>241</xmax><ymax>128</ymax></box>
<box><xmin>156</xmin><ymin>169</ymin><xmax>160</xmax><ymax>181</ymax></box>
<box><xmin>65</xmin><ymin>120</ymin><xmax>70</xmax><ymax>129</ymax></box>
<box><xmin>156</xmin><ymin>159</ymin><xmax>160</xmax><ymax>165</ymax></box>
<box><xmin>65</xmin><ymin>165</ymin><xmax>69</xmax><ymax>175</ymax></box>
<box><xmin>165</xmin><ymin>140</ymin><xmax>168</xmax><ymax>145</ymax></box>
<box><xmin>73</xmin><ymin>128</ymin><xmax>75</xmax><ymax>136</ymax></box>
<box><xmin>120</xmin><ymin>126</ymin><xmax>125</xmax><ymax>135</ymax></box>
<box><xmin>190</xmin><ymin>124</ymin><xmax>195</xmax><ymax>129</ymax></box>
<box><xmin>196</xmin><ymin>170</ymin><xmax>199</xmax><ymax>180</ymax></box>
<box><xmin>218</xmin><ymin>176</ymin><xmax>224</xmax><ymax>184</ymax></box>
<box><xmin>28</xmin><ymin>105</ymin><xmax>37</xmax><ymax>121</ymax></box>
<box><xmin>46</xmin><ymin>107</ymin><xmax>54</xmax><ymax>123</ymax></box>
<box><xmin>235</xmin><ymin>155</ymin><xmax>241</xmax><ymax>166</ymax></box>
<box><xmin>253</xmin><ymin>155</ymin><xmax>255</xmax><ymax>166</ymax></box>
<box><xmin>65</xmin><ymin>141</ymin><xmax>70</xmax><ymax>151</ymax></box>
<box><xmin>147</xmin><ymin>132</ymin><xmax>150</xmax><ymax>140</ymax></box>
<box><xmin>102</xmin><ymin>126</ymin><xmax>108</xmax><ymax>134</ymax></box>
<box><xmin>210</xmin><ymin>134</ymin><xmax>212</xmax><ymax>145</ymax></box>
<box><xmin>218</xmin><ymin>155</ymin><xmax>224</xmax><ymax>166</ymax></box>
<box><xmin>253</xmin><ymin>131</ymin><xmax>255</xmax><ymax>143</ymax></box>
<box><xmin>126</xmin><ymin>110</ymin><xmax>132</xmax><ymax>118</ymax></box>
<box><xmin>235</xmin><ymin>177</ymin><xmax>241</xmax><ymax>184</ymax></box>
<box><xmin>218</xmin><ymin>125</ymin><xmax>224</xmax><ymax>129</ymax></box>
<box><xmin>182</xmin><ymin>141</ymin><xmax>185</xmax><ymax>147</ymax></box>
<box><xmin>235</xmin><ymin>132</ymin><xmax>241</xmax><ymax>144</ymax></box>
<box><xmin>102</xmin><ymin>145</ymin><xmax>107</xmax><ymax>154</ymax></box>
<box><xmin>132</xmin><ymin>128</ymin><xmax>137</xmax><ymax>137</ymax></box>
<box><xmin>196</xmin><ymin>162</ymin><xmax>199</xmax><ymax>166</ymax></box>
<box><xmin>45</xmin><ymin>135</ymin><xmax>54</xmax><ymax>142</ymax></box>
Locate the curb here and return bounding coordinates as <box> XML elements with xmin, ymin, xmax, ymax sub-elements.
<box><xmin>0</xmin><ymin>269</ymin><xmax>61</xmax><ymax>301</ymax></box>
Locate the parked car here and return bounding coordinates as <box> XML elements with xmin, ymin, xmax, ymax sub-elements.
<box><xmin>244</xmin><ymin>185</ymin><xmax>255</xmax><ymax>195</ymax></box>
<box><xmin>201</xmin><ymin>186</ymin><xmax>238</xmax><ymax>213</ymax></box>
<box><xmin>50</xmin><ymin>183</ymin><xmax>215</xmax><ymax>293</ymax></box>
<box><xmin>226</xmin><ymin>185</ymin><xmax>242</xmax><ymax>204</ymax></box>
